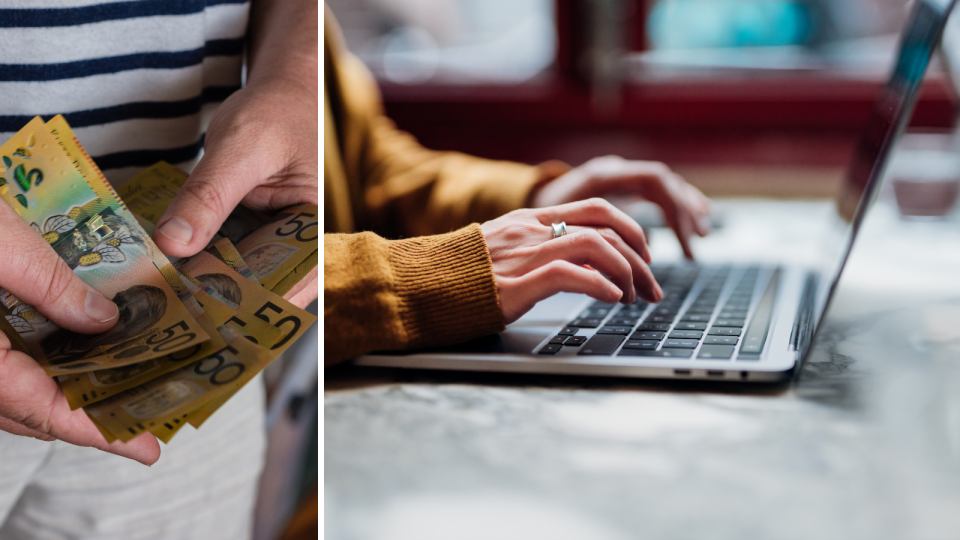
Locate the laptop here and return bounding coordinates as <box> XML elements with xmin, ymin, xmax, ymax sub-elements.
<box><xmin>355</xmin><ymin>0</ymin><xmax>956</xmax><ymax>382</ymax></box>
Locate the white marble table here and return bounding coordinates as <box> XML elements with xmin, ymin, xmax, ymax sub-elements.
<box><xmin>325</xmin><ymin>195</ymin><xmax>960</xmax><ymax>540</ymax></box>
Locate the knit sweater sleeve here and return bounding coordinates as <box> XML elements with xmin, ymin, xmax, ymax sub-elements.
<box><xmin>323</xmin><ymin>224</ymin><xmax>504</xmax><ymax>365</ymax></box>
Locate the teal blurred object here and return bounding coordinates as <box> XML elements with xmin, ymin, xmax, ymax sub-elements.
<box><xmin>648</xmin><ymin>0</ymin><xmax>814</xmax><ymax>49</ymax></box>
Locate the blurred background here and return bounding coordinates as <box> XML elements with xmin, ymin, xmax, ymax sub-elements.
<box><xmin>326</xmin><ymin>0</ymin><xmax>959</xmax><ymax>203</ymax></box>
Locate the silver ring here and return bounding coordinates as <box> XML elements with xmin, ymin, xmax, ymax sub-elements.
<box><xmin>551</xmin><ymin>222</ymin><xmax>568</xmax><ymax>239</ymax></box>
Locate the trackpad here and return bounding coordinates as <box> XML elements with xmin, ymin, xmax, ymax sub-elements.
<box><xmin>403</xmin><ymin>326</ymin><xmax>554</xmax><ymax>355</ymax></box>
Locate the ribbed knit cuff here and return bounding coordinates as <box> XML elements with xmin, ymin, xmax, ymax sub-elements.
<box><xmin>387</xmin><ymin>224</ymin><xmax>505</xmax><ymax>349</ymax></box>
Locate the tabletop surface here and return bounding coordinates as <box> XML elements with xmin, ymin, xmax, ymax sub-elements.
<box><xmin>325</xmin><ymin>193</ymin><xmax>960</xmax><ymax>540</ymax></box>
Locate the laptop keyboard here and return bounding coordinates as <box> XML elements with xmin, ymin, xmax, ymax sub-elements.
<box><xmin>537</xmin><ymin>264</ymin><xmax>778</xmax><ymax>361</ymax></box>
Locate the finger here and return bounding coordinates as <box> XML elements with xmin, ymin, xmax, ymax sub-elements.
<box><xmin>501</xmin><ymin>229</ymin><xmax>635</xmax><ymax>303</ymax></box>
<box><xmin>152</xmin><ymin>128</ymin><xmax>264</xmax><ymax>257</ymax></box>
<box><xmin>536</xmin><ymin>198</ymin><xmax>651</xmax><ymax>264</ymax></box>
<box><xmin>283</xmin><ymin>266</ymin><xmax>319</xmax><ymax>309</ymax></box>
<box><xmin>0</xmin><ymin>345</ymin><xmax>160</xmax><ymax>465</ymax></box>
<box><xmin>498</xmin><ymin>261</ymin><xmax>623</xmax><ymax>323</ymax></box>
<box><xmin>0</xmin><ymin>202</ymin><xmax>118</xmax><ymax>334</ymax></box>
<box><xmin>565</xmin><ymin>226</ymin><xmax>663</xmax><ymax>302</ymax></box>
<box><xmin>674</xmin><ymin>212</ymin><xmax>696</xmax><ymax>261</ymax></box>
<box><xmin>684</xmin><ymin>183</ymin><xmax>712</xmax><ymax>236</ymax></box>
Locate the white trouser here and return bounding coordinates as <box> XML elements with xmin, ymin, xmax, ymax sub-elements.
<box><xmin>0</xmin><ymin>377</ymin><xmax>266</xmax><ymax>540</ymax></box>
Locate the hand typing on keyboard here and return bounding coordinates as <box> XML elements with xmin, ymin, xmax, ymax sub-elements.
<box><xmin>481</xmin><ymin>198</ymin><xmax>665</xmax><ymax>324</ymax></box>
<box><xmin>529</xmin><ymin>156</ymin><xmax>711</xmax><ymax>260</ymax></box>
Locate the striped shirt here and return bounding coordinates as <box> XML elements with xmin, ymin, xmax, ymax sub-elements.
<box><xmin>0</xmin><ymin>0</ymin><xmax>250</xmax><ymax>184</ymax></box>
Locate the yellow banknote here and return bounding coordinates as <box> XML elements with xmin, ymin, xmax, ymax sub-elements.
<box><xmin>84</xmin><ymin>329</ymin><xmax>272</xmax><ymax>443</ymax></box>
<box><xmin>175</xmin><ymin>252</ymin><xmax>315</xmax><ymax>351</ymax></box>
<box><xmin>206</xmin><ymin>237</ymin><xmax>259</xmax><ymax>284</ymax></box>
<box><xmin>114</xmin><ymin>161</ymin><xmax>186</xmax><ymax>219</ymax></box>
<box><xmin>57</xmin><ymin>306</ymin><xmax>231</xmax><ymax>410</ymax></box>
<box><xmin>270</xmin><ymin>249</ymin><xmax>318</xmax><ymax>298</ymax></box>
<box><xmin>0</xmin><ymin>301</ymin><xmax>31</xmax><ymax>354</ymax></box>
<box><xmin>0</xmin><ymin>118</ymin><xmax>209</xmax><ymax>374</ymax></box>
<box><xmin>236</xmin><ymin>204</ymin><xmax>319</xmax><ymax>291</ymax></box>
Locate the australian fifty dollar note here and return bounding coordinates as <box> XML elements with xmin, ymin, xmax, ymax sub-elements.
<box><xmin>0</xmin><ymin>117</ymin><xmax>209</xmax><ymax>375</ymax></box>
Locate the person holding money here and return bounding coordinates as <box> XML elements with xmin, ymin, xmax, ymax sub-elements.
<box><xmin>322</xmin><ymin>8</ymin><xmax>712</xmax><ymax>365</ymax></box>
<box><xmin>0</xmin><ymin>1</ymin><xmax>318</xmax><ymax>539</ymax></box>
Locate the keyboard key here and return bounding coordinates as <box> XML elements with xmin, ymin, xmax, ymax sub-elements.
<box><xmin>558</xmin><ymin>327</ymin><xmax>579</xmax><ymax>335</ymax></box>
<box><xmin>680</xmin><ymin>313</ymin><xmax>711</xmax><ymax>322</ymax></box>
<box><xmin>564</xmin><ymin>335</ymin><xmax>587</xmax><ymax>346</ymax></box>
<box><xmin>539</xmin><ymin>344</ymin><xmax>562</xmax><ymax>354</ymax></box>
<box><xmin>631</xmin><ymin>331</ymin><xmax>665</xmax><ymax>340</ymax></box>
<box><xmin>675</xmin><ymin>322</ymin><xmax>708</xmax><ymax>331</ymax></box>
<box><xmin>570</xmin><ymin>318</ymin><xmax>603</xmax><ymax>328</ymax></box>
<box><xmin>718</xmin><ymin>311</ymin><xmax>748</xmax><ymax>320</ymax></box>
<box><xmin>685</xmin><ymin>306</ymin><xmax>716</xmax><ymax>314</ymax></box>
<box><xmin>578</xmin><ymin>335</ymin><xmax>626</xmax><ymax>355</ymax></box>
<box><xmin>723</xmin><ymin>303</ymin><xmax>750</xmax><ymax>311</ymax></box>
<box><xmin>663</xmin><ymin>339</ymin><xmax>699</xmax><ymax>348</ymax></box>
<box><xmin>652</xmin><ymin>307</ymin><xmax>678</xmax><ymax>317</ymax></box>
<box><xmin>704</xmin><ymin>335</ymin><xmax>738</xmax><ymax>345</ymax></box>
<box><xmin>669</xmin><ymin>330</ymin><xmax>703</xmax><ymax>339</ymax></box>
<box><xmin>697</xmin><ymin>344</ymin><xmax>735</xmax><ymax>359</ymax></box>
<box><xmin>579</xmin><ymin>308</ymin><xmax>611</xmax><ymax>319</ymax></box>
<box><xmin>712</xmin><ymin>319</ymin><xmax>745</xmax><ymax>328</ymax></box>
<box><xmin>596</xmin><ymin>326</ymin><xmax>632</xmax><ymax>335</ymax></box>
<box><xmin>647</xmin><ymin>315</ymin><xmax>676</xmax><ymax>323</ymax></box>
<box><xmin>607</xmin><ymin>317</ymin><xmax>639</xmax><ymax>327</ymax></box>
<box><xmin>623</xmin><ymin>340</ymin><xmax>658</xmax><ymax>350</ymax></box>
<box><xmin>590</xmin><ymin>301</ymin><xmax>618</xmax><ymax>308</ymax></box>
<box><xmin>708</xmin><ymin>327</ymin><xmax>742</xmax><ymax>336</ymax></box>
<box><xmin>619</xmin><ymin>348</ymin><xmax>693</xmax><ymax>358</ymax></box>
<box><xmin>637</xmin><ymin>322</ymin><xmax>670</xmax><ymax>331</ymax></box>
<box><xmin>549</xmin><ymin>336</ymin><xmax>568</xmax><ymax>345</ymax></box>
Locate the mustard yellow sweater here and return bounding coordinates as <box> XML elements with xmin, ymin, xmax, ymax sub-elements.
<box><xmin>323</xmin><ymin>12</ymin><xmax>568</xmax><ymax>364</ymax></box>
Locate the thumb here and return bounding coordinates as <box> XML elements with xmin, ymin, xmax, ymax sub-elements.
<box><xmin>152</xmin><ymin>138</ymin><xmax>262</xmax><ymax>258</ymax></box>
<box><xmin>0</xmin><ymin>202</ymin><xmax>118</xmax><ymax>334</ymax></box>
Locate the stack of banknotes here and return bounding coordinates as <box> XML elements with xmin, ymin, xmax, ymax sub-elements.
<box><xmin>0</xmin><ymin>116</ymin><xmax>318</xmax><ymax>444</ymax></box>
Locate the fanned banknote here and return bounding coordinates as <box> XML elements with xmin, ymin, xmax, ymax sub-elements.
<box><xmin>0</xmin><ymin>118</ymin><xmax>209</xmax><ymax>374</ymax></box>
<box><xmin>270</xmin><ymin>249</ymin><xmax>318</xmax><ymax>297</ymax></box>
<box><xmin>236</xmin><ymin>203</ymin><xmax>319</xmax><ymax>291</ymax></box>
<box><xmin>84</xmin><ymin>327</ymin><xmax>273</xmax><ymax>443</ymax></box>
<box><xmin>175</xmin><ymin>251</ymin><xmax>315</xmax><ymax>352</ymax></box>
<box><xmin>57</xmin><ymin>323</ymin><xmax>233</xmax><ymax>410</ymax></box>
<box><xmin>205</xmin><ymin>237</ymin><xmax>259</xmax><ymax>284</ymax></box>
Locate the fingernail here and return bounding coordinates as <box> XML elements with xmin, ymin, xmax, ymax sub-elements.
<box><xmin>85</xmin><ymin>290</ymin><xmax>118</xmax><ymax>323</ymax></box>
<box><xmin>157</xmin><ymin>217</ymin><xmax>193</xmax><ymax>245</ymax></box>
<box><xmin>610</xmin><ymin>286</ymin><xmax>623</xmax><ymax>303</ymax></box>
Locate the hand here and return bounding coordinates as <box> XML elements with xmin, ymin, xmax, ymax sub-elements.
<box><xmin>151</xmin><ymin>78</ymin><xmax>319</xmax><ymax>309</ymax></box>
<box><xmin>530</xmin><ymin>156</ymin><xmax>711</xmax><ymax>259</ymax></box>
<box><xmin>481</xmin><ymin>198</ymin><xmax>664</xmax><ymax>324</ymax></box>
<box><xmin>0</xmin><ymin>202</ymin><xmax>160</xmax><ymax>465</ymax></box>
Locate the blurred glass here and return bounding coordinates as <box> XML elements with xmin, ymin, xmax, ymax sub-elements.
<box><xmin>326</xmin><ymin>0</ymin><xmax>556</xmax><ymax>84</ymax></box>
<box><xmin>886</xmin><ymin>134</ymin><xmax>960</xmax><ymax>219</ymax></box>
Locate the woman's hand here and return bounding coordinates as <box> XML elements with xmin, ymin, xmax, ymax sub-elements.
<box><xmin>482</xmin><ymin>198</ymin><xmax>664</xmax><ymax>324</ymax></box>
<box><xmin>530</xmin><ymin>156</ymin><xmax>711</xmax><ymax>259</ymax></box>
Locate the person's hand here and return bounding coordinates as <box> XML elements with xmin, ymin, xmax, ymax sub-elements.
<box><xmin>481</xmin><ymin>198</ymin><xmax>664</xmax><ymax>324</ymax></box>
<box><xmin>530</xmin><ymin>156</ymin><xmax>711</xmax><ymax>259</ymax></box>
<box><xmin>0</xmin><ymin>202</ymin><xmax>160</xmax><ymax>465</ymax></box>
<box><xmin>150</xmin><ymin>77</ymin><xmax>319</xmax><ymax>309</ymax></box>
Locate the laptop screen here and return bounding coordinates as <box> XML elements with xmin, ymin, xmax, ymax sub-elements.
<box><xmin>812</xmin><ymin>0</ymin><xmax>957</xmax><ymax>338</ymax></box>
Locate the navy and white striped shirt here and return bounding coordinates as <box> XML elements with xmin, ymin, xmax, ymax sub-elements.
<box><xmin>0</xmin><ymin>0</ymin><xmax>250</xmax><ymax>183</ymax></box>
